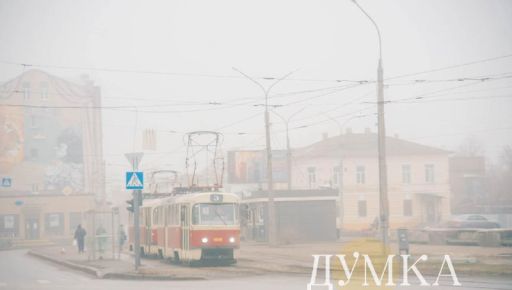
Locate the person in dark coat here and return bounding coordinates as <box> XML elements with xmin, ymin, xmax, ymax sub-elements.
<box><xmin>118</xmin><ymin>224</ymin><xmax>127</xmax><ymax>251</ymax></box>
<box><xmin>74</xmin><ymin>224</ymin><xmax>86</xmax><ymax>253</ymax></box>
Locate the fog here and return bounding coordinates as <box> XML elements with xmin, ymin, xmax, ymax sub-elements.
<box><xmin>1</xmin><ymin>1</ymin><xmax>511</xmax><ymax>170</ymax></box>
<box><xmin>1</xmin><ymin>1</ymin><xmax>512</xmax><ymax>288</ymax></box>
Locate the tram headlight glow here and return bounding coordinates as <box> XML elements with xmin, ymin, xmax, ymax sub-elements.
<box><xmin>229</xmin><ymin>237</ymin><xmax>236</xmax><ymax>243</ymax></box>
<box><xmin>201</xmin><ymin>237</ymin><xmax>208</xmax><ymax>244</ymax></box>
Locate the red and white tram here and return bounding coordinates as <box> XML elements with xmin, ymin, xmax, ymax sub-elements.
<box><xmin>128</xmin><ymin>191</ymin><xmax>240</xmax><ymax>264</ymax></box>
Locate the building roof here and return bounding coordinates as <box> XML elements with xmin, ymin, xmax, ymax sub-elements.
<box><xmin>294</xmin><ymin>132</ymin><xmax>450</xmax><ymax>159</ymax></box>
<box><xmin>0</xmin><ymin>69</ymin><xmax>99</xmax><ymax>105</ymax></box>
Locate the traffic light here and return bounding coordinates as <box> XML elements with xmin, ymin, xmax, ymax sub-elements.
<box><xmin>126</xmin><ymin>198</ymin><xmax>135</xmax><ymax>213</ymax></box>
<box><xmin>126</xmin><ymin>192</ymin><xmax>143</xmax><ymax>213</ymax></box>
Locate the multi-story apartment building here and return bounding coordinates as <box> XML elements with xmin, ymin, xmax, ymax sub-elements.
<box><xmin>0</xmin><ymin>69</ymin><xmax>104</xmax><ymax>243</ymax></box>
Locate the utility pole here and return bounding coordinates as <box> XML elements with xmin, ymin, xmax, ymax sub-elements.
<box><xmin>351</xmin><ymin>0</ymin><xmax>390</xmax><ymax>251</ymax></box>
<box><xmin>285</xmin><ymin>124</ymin><xmax>291</xmax><ymax>191</ymax></box>
<box><xmin>125</xmin><ymin>152</ymin><xmax>143</xmax><ymax>269</ymax></box>
<box><xmin>337</xmin><ymin>159</ymin><xmax>343</xmax><ymax>239</ymax></box>
<box><xmin>133</xmin><ymin>189</ymin><xmax>141</xmax><ymax>269</ymax></box>
<box><xmin>272</xmin><ymin>108</ymin><xmax>305</xmax><ymax>191</ymax></box>
<box><xmin>233</xmin><ymin>68</ymin><xmax>294</xmax><ymax>245</ymax></box>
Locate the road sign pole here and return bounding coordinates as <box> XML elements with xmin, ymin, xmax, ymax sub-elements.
<box><xmin>133</xmin><ymin>189</ymin><xmax>141</xmax><ymax>269</ymax></box>
<box><xmin>125</xmin><ymin>152</ymin><xmax>143</xmax><ymax>271</ymax></box>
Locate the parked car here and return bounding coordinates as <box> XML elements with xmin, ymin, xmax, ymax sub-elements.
<box><xmin>445</xmin><ymin>215</ymin><xmax>500</xmax><ymax>229</ymax></box>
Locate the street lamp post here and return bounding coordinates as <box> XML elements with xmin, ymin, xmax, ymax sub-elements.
<box><xmin>271</xmin><ymin>108</ymin><xmax>305</xmax><ymax>191</ymax></box>
<box><xmin>233</xmin><ymin>68</ymin><xmax>294</xmax><ymax>245</ymax></box>
<box><xmin>351</xmin><ymin>0</ymin><xmax>390</xmax><ymax>250</ymax></box>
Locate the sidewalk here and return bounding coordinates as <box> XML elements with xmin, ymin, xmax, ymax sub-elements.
<box><xmin>28</xmin><ymin>240</ymin><xmax>512</xmax><ymax>280</ymax></box>
<box><xmin>28</xmin><ymin>245</ymin><xmax>270</xmax><ymax>280</ymax></box>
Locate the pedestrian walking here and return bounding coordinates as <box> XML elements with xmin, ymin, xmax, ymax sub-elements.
<box><xmin>96</xmin><ymin>224</ymin><xmax>107</xmax><ymax>258</ymax></box>
<box><xmin>74</xmin><ymin>224</ymin><xmax>86</xmax><ymax>253</ymax></box>
<box><xmin>118</xmin><ymin>224</ymin><xmax>127</xmax><ymax>259</ymax></box>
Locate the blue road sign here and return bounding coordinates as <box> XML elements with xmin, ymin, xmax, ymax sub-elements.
<box><xmin>1</xmin><ymin>177</ymin><xmax>12</xmax><ymax>187</ymax></box>
<box><xmin>126</xmin><ymin>172</ymin><xmax>144</xmax><ymax>190</ymax></box>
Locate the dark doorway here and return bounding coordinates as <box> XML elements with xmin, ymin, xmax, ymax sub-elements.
<box><xmin>25</xmin><ymin>217</ymin><xmax>40</xmax><ymax>240</ymax></box>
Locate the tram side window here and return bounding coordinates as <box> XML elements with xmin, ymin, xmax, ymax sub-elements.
<box><xmin>166</xmin><ymin>204</ymin><xmax>179</xmax><ymax>226</ymax></box>
<box><xmin>160</xmin><ymin>207</ymin><xmax>164</xmax><ymax>225</ymax></box>
<box><xmin>192</xmin><ymin>206</ymin><xmax>199</xmax><ymax>224</ymax></box>
<box><xmin>154</xmin><ymin>207</ymin><xmax>164</xmax><ymax>226</ymax></box>
<box><xmin>165</xmin><ymin>206</ymin><xmax>170</xmax><ymax>225</ymax></box>
<box><xmin>144</xmin><ymin>208</ymin><xmax>151</xmax><ymax>227</ymax></box>
<box><xmin>152</xmin><ymin>208</ymin><xmax>158</xmax><ymax>226</ymax></box>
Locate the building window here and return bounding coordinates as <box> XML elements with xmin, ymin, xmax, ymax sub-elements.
<box><xmin>356</xmin><ymin>166</ymin><xmax>365</xmax><ymax>184</ymax></box>
<box><xmin>143</xmin><ymin>128</ymin><xmax>156</xmax><ymax>150</ymax></box>
<box><xmin>30</xmin><ymin>115</ymin><xmax>38</xmax><ymax>128</ymax></box>
<box><xmin>308</xmin><ymin>167</ymin><xmax>316</xmax><ymax>187</ymax></box>
<box><xmin>332</xmin><ymin>166</ymin><xmax>341</xmax><ymax>186</ymax></box>
<box><xmin>358</xmin><ymin>200</ymin><xmax>367</xmax><ymax>217</ymax></box>
<box><xmin>22</xmin><ymin>82</ymin><xmax>30</xmax><ymax>99</ymax></box>
<box><xmin>40</xmin><ymin>82</ymin><xmax>49</xmax><ymax>100</ymax></box>
<box><xmin>402</xmin><ymin>164</ymin><xmax>411</xmax><ymax>184</ymax></box>
<box><xmin>257</xmin><ymin>206</ymin><xmax>265</xmax><ymax>224</ymax></box>
<box><xmin>403</xmin><ymin>199</ymin><xmax>413</xmax><ymax>216</ymax></box>
<box><xmin>0</xmin><ymin>215</ymin><xmax>19</xmax><ymax>237</ymax></box>
<box><xmin>45</xmin><ymin>213</ymin><xmax>64</xmax><ymax>235</ymax></box>
<box><xmin>425</xmin><ymin>164</ymin><xmax>435</xmax><ymax>183</ymax></box>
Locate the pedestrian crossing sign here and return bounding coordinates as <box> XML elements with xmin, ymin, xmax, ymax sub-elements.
<box><xmin>1</xmin><ymin>177</ymin><xmax>11</xmax><ymax>187</ymax></box>
<box><xmin>126</xmin><ymin>172</ymin><xmax>144</xmax><ymax>190</ymax></box>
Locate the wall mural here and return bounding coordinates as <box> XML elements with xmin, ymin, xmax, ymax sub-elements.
<box><xmin>0</xmin><ymin>107</ymin><xmax>24</xmax><ymax>172</ymax></box>
<box><xmin>44</xmin><ymin>127</ymin><xmax>84</xmax><ymax>194</ymax></box>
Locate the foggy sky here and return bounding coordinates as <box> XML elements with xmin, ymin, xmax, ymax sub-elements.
<box><xmin>1</xmin><ymin>0</ymin><xmax>511</xmax><ymax>190</ymax></box>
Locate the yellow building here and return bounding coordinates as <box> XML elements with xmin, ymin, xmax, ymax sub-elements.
<box><xmin>292</xmin><ymin>130</ymin><xmax>451</xmax><ymax>232</ymax></box>
<box><xmin>0</xmin><ymin>70</ymin><xmax>103</xmax><ymax>243</ymax></box>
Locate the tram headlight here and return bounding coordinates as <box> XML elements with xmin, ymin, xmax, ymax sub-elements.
<box><xmin>229</xmin><ymin>237</ymin><xmax>236</xmax><ymax>243</ymax></box>
<box><xmin>201</xmin><ymin>237</ymin><xmax>208</xmax><ymax>244</ymax></box>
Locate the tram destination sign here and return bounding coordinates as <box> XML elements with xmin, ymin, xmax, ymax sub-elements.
<box><xmin>210</xmin><ymin>194</ymin><xmax>223</xmax><ymax>203</ymax></box>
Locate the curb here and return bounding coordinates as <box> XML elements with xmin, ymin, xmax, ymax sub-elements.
<box><xmin>28</xmin><ymin>250</ymin><xmax>512</xmax><ymax>280</ymax></box>
<box><xmin>102</xmin><ymin>272</ymin><xmax>205</xmax><ymax>280</ymax></box>
<box><xmin>27</xmin><ymin>250</ymin><xmax>205</xmax><ymax>281</ymax></box>
<box><xmin>28</xmin><ymin>250</ymin><xmax>99</xmax><ymax>278</ymax></box>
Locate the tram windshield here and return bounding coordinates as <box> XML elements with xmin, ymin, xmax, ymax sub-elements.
<box><xmin>192</xmin><ymin>203</ymin><xmax>238</xmax><ymax>225</ymax></box>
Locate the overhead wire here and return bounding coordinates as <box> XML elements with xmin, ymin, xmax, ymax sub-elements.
<box><xmin>1</xmin><ymin>52</ymin><xmax>511</xmax><ymax>84</ymax></box>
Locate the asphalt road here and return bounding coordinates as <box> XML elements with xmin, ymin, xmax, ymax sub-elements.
<box><xmin>1</xmin><ymin>249</ymin><xmax>511</xmax><ymax>290</ymax></box>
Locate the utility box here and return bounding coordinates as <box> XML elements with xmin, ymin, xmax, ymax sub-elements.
<box><xmin>397</xmin><ymin>228</ymin><xmax>410</xmax><ymax>255</ymax></box>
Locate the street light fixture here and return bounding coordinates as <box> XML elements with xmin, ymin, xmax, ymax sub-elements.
<box><xmin>326</xmin><ymin>114</ymin><xmax>366</xmax><ymax>136</ymax></box>
<box><xmin>233</xmin><ymin>68</ymin><xmax>295</xmax><ymax>245</ymax></box>
<box><xmin>351</xmin><ymin>0</ymin><xmax>390</xmax><ymax>251</ymax></box>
